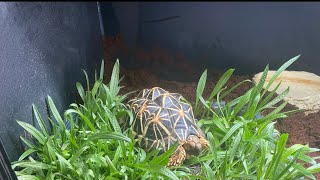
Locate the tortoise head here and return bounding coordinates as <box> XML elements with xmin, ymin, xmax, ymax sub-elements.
<box><xmin>182</xmin><ymin>135</ymin><xmax>209</xmax><ymax>157</ymax></box>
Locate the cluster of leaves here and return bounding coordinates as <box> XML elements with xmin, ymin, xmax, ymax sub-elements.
<box><xmin>11</xmin><ymin>55</ymin><xmax>320</xmax><ymax>180</ymax></box>
<box><xmin>190</xmin><ymin>55</ymin><xmax>320</xmax><ymax>179</ymax></box>
<box><xmin>11</xmin><ymin>60</ymin><xmax>190</xmax><ymax>180</ymax></box>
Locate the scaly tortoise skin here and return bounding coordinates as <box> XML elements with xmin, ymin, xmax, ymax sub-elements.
<box><xmin>127</xmin><ymin>87</ymin><xmax>209</xmax><ymax>167</ymax></box>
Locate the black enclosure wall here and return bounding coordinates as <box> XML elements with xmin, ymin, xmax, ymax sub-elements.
<box><xmin>108</xmin><ymin>2</ymin><xmax>320</xmax><ymax>75</ymax></box>
<box><xmin>0</xmin><ymin>2</ymin><xmax>103</xmax><ymax>161</ymax></box>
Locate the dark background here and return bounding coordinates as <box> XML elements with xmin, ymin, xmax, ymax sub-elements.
<box><xmin>0</xmin><ymin>2</ymin><xmax>103</xmax><ymax>160</ymax></box>
<box><xmin>106</xmin><ymin>2</ymin><xmax>320</xmax><ymax>75</ymax></box>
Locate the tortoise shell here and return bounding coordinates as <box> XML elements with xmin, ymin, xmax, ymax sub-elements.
<box><xmin>127</xmin><ymin>87</ymin><xmax>204</xmax><ymax>152</ymax></box>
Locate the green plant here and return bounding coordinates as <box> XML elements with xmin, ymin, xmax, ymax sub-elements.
<box><xmin>11</xmin><ymin>60</ymin><xmax>193</xmax><ymax>180</ymax></box>
<box><xmin>12</xmin><ymin>55</ymin><xmax>320</xmax><ymax>180</ymax></box>
<box><xmin>189</xmin><ymin>54</ymin><xmax>320</xmax><ymax>179</ymax></box>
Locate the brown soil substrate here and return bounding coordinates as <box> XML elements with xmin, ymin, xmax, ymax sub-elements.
<box><xmin>102</xmin><ymin>35</ymin><xmax>320</xmax><ymax>178</ymax></box>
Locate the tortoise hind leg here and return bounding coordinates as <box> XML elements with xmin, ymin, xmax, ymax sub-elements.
<box><xmin>167</xmin><ymin>146</ymin><xmax>186</xmax><ymax>167</ymax></box>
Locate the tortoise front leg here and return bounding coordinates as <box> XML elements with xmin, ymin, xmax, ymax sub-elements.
<box><xmin>167</xmin><ymin>145</ymin><xmax>186</xmax><ymax>167</ymax></box>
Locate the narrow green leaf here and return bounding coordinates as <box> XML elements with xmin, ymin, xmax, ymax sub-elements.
<box><xmin>262</xmin><ymin>54</ymin><xmax>300</xmax><ymax>96</ymax></box>
<box><xmin>45</xmin><ymin>136</ymin><xmax>57</xmax><ymax>163</ymax></box>
<box><xmin>94</xmin><ymin>69</ymin><xmax>97</xmax><ymax>82</ymax></box>
<box><xmin>258</xmin><ymin>81</ymin><xmax>282</xmax><ymax>109</ymax></box>
<box><xmin>134</xmin><ymin>164</ymin><xmax>179</xmax><ymax>180</ymax></box>
<box><xmin>268</xmin><ymin>101</ymin><xmax>288</xmax><ymax>116</ymax></box>
<box><xmin>207</xmin><ymin>132</ymin><xmax>218</xmax><ymax>169</ymax></box>
<box><xmin>32</xmin><ymin>104</ymin><xmax>49</xmax><ymax>137</ymax></box>
<box><xmin>229</xmin><ymin>129</ymin><xmax>243</xmax><ymax>162</ymax></box>
<box><xmin>256</xmin><ymin>64</ymin><xmax>269</xmax><ymax>93</ymax></box>
<box><xmin>100</xmin><ymin>59</ymin><xmax>105</xmax><ymax>80</ymax></box>
<box><xmin>17</xmin><ymin>121</ymin><xmax>45</xmax><ymax>145</ymax></box>
<box><xmin>104</xmin><ymin>177</ymin><xmax>119</xmax><ymax>180</ymax></box>
<box><xmin>105</xmin><ymin>155</ymin><xmax>118</xmax><ymax>173</ymax></box>
<box><xmin>16</xmin><ymin>175</ymin><xmax>41</xmax><ymax>180</ymax></box>
<box><xmin>211</xmin><ymin>117</ymin><xmax>228</xmax><ymax>133</ymax></box>
<box><xmin>220</xmin><ymin>79</ymin><xmax>251</xmax><ymax>99</ymax></box>
<box><xmin>70</xmin><ymin>146</ymin><xmax>89</xmax><ymax>164</ymax></box>
<box><xmin>81</xmin><ymin>69</ymin><xmax>90</xmax><ymax>91</ymax></box>
<box><xmin>282</xmin><ymin>144</ymin><xmax>306</xmax><ymax>162</ymax></box>
<box><xmin>218</xmin><ymin>122</ymin><xmax>243</xmax><ymax>146</ymax></box>
<box><xmin>256</xmin><ymin>113</ymin><xmax>287</xmax><ymax>125</ymax></box>
<box><xmin>47</xmin><ymin>96</ymin><xmax>66</xmax><ymax>131</ymax></box>
<box><xmin>103</xmin><ymin>106</ymin><xmax>121</xmax><ymax>133</ymax></box>
<box><xmin>259</xmin><ymin>87</ymin><xmax>289</xmax><ymax>112</ymax></box>
<box><xmin>85</xmin><ymin>131</ymin><xmax>131</xmax><ymax>144</ymax></box>
<box><xmin>245</xmin><ymin>91</ymin><xmax>260</xmax><ymax>119</ymax></box>
<box><xmin>12</xmin><ymin>161</ymin><xmax>52</xmax><ymax>170</ymax></box>
<box><xmin>150</xmin><ymin>142</ymin><xmax>179</xmax><ymax>166</ymax></box>
<box><xmin>231</xmin><ymin>90</ymin><xmax>251</xmax><ymax>119</ymax></box>
<box><xmin>208</xmin><ymin>69</ymin><xmax>234</xmax><ymax>101</ymax></box>
<box><xmin>266</xmin><ymin>133</ymin><xmax>288</xmax><ymax>178</ymax></box>
<box><xmin>195</xmin><ymin>69</ymin><xmax>207</xmax><ymax>111</ymax></box>
<box><xmin>291</xmin><ymin>163</ymin><xmax>315</xmax><ymax>179</ymax></box>
<box><xmin>296</xmin><ymin>153</ymin><xmax>318</xmax><ymax>165</ymax></box>
<box><xmin>307</xmin><ymin>165</ymin><xmax>320</xmax><ymax>174</ymax></box>
<box><xmin>55</xmin><ymin>152</ymin><xmax>73</xmax><ymax>173</ymax></box>
<box><xmin>91</xmin><ymin>80</ymin><xmax>102</xmax><ymax>97</ymax></box>
<box><xmin>18</xmin><ymin>149</ymin><xmax>38</xmax><ymax>161</ymax></box>
<box><xmin>112</xmin><ymin>145</ymin><xmax>122</xmax><ymax>165</ymax></box>
<box><xmin>64</xmin><ymin>109</ymin><xmax>95</xmax><ymax>132</ymax></box>
<box><xmin>276</xmin><ymin>149</ymin><xmax>302</xmax><ymax>179</ymax></box>
<box><xmin>109</xmin><ymin>59</ymin><xmax>120</xmax><ymax>97</ymax></box>
<box><xmin>76</xmin><ymin>82</ymin><xmax>85</xmax><ymax>101</ymax></box>
<box><xmin>198</xmin><ymin>95</ymin><xmax>217</xmax><ymax>116</ymax></box>
<box><xmin>203</xmin><ymin>162</ymin><xmax>215</xmax><ymax>179</ymax></box>
<box><xmin>19</xmin><ymin>136</ymin><xmax>36</xmax><ymax>149</ymax></box>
